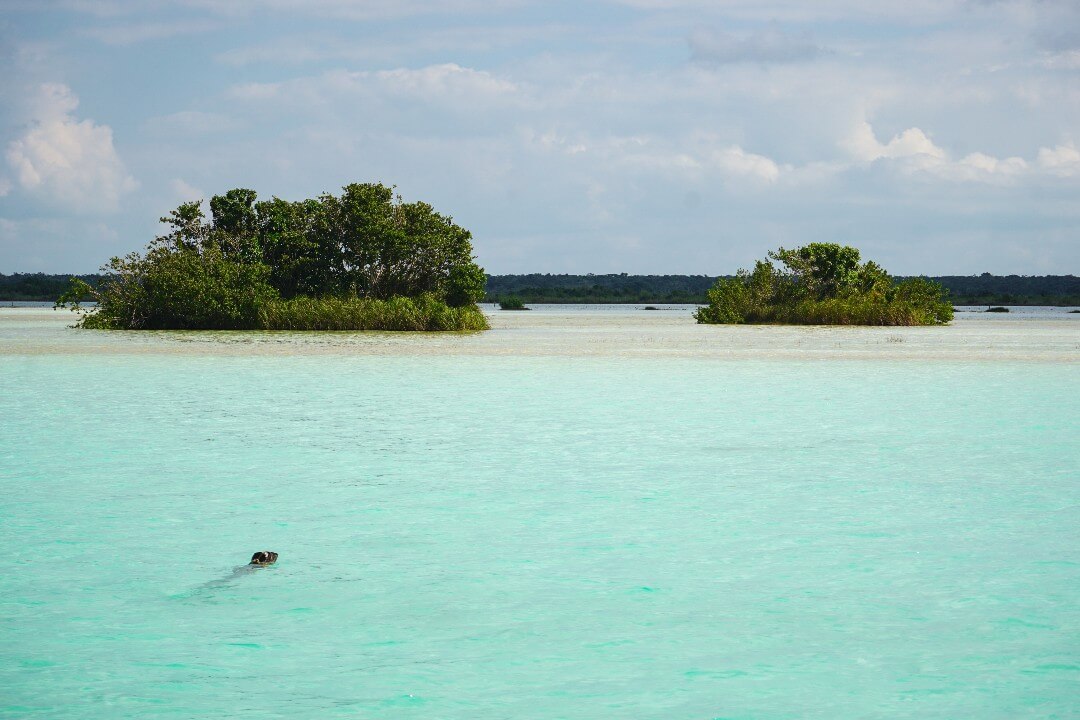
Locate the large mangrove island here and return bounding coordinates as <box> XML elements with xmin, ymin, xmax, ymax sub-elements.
<box><xmin>59</xmin><ymin>183</ymin><xmax>488</xmax><ymax>331</ymax></box>
<box><xmin>695</xmin><ymin>243</ymin><xmax>953</xmax><ymax>326</ymax></box>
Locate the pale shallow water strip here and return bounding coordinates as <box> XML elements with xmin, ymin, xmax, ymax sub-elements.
<box><xmin>1</xmin><ymin>305</ymin><xmax>1078</xmax><ymax>362</ymax></box>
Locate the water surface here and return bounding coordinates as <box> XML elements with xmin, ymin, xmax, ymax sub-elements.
<box><xmin>1</xmin><ymin>307</ymin><xmax>1077</xmax><ymax>718</ymax></box>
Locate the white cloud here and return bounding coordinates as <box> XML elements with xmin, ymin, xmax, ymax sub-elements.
<box><xmin>844</xmin><ymin>120</ymin><xmax>1080</xmax><ymax>184</ymax></box>
<box><xmin>374</xmin><ymin>63</ymin><xmax>518</xmax><ymax>98</ymax></box>
<box><xmin>5</xmin><ymin>83</ymin><xmax>138</xmax><ymax>213</ymax></box>
<box><xmin>170</xmin><ymin>178</ymin><xmax>204</xmax><ymax>202</ymax></box>
<box><xmin>608</xmin><ymin>0</ymin><xmax>959</xmax><ymax>23</ymax></box>
<box><xmin>1039</xmin><ymin>50</ymin><xmax>1080</xmax><ymax>70</ymax></box>
<box><xmin>847</xmin><ymin>120</ymin><xmax>945</xmax><ymax>163</ymax></box>
<box><xmin>60</xmin><ymin>0</ymin><xmax>524</xmax><ymax>21</ymax></box>
<box><xmin>230</xmin><ymin>64</ymin><xmax>519</xmax><ymax>109</ymax></box>
<box><xmin>22</xmin><ymin>82</ymin><xmax>79</xmax><ymax>123</ymax></box>
<box><xmin>1037</xmin><ymin>142</ymin><xmax>1080</xmax><ymax>176</ymax></box>
<box><xmin>709</xmin><ymin>145</ymin><xmax>783</xmax><ymax>182</ymax></box>
<box><xmin>524</xmin><ymin>128</ymin><xmax>788</xmax><ymax>185</ymax></box>
<box><xmin>0</xmin><ymin>177</ymin><xmax>11</xmax><ymax>197</ymax></box>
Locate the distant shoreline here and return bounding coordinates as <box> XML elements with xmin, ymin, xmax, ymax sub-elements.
<box><xmin>3</xmin><ymin>272</ymin><xmax>1078</xmax><ymax>306</ymax></box>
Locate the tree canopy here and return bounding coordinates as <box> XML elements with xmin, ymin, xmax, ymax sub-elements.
<box><xmin>59</xmin><ymin>183</ymin><xmax>488</xmax><ymax>331</ymax></box>
<box><xmin>695</xmin><ymin>243</ymin><xmax>953</xmax><ymax>326</ymax></box>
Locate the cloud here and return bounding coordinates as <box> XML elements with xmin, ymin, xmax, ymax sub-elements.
<box><xmin>230</xmin><ymin>64</ymin><xmax>518</xmax><ymax>109</ymax></box>
<box><xmin>5</xmin><ymin>83</ymin><xmax>138</xmax><ymax>213</ymax></box>
<box><xmin>709</xmin><ymin>145</ymin><xmax>783</xmax><ymax>182</ymax></box>
<box><xmin>61</xmin><ymin>0</ymin><xmax>523</xmax><ymax>21</ymax></box>
<box><xmin>844</xmin><ymin>119</ymin><xmax>1080</xmax><ymax>183</ymax></box>
<box><xmin>216</xmin><ymin>24</ymin><xmax>571</xmax><ymax>67</ymax></box>
<box><xmin>170</xmin><ymin>178</ymin><xmax>204</xmax><ymax>202</ymax></box>
<box><xmin>846</xmin><ymin>120</ymin><xmax>945</xmax><ymax>163</ymax></box>
<box><xmin>612</xmin><ymin>0</ymin><xmax>957</xmax><ymax>24</ymax></box>
<box><xmin>689</xmin><ymin>25</ymin><xmax>826</xmax><ymax>65</ymax></box>
<box><xmin>373</xmin><ymin>63</ymin><xmax>518</xmax><ymax>100</ymax></box>
<box><xmin>21</xmin><ymin>82</ymin><xmax>80</xmax><ymax>123</ymax></box>
<box><xmin>525</xmin><ymin>128</ymin><xmax>789</xmax><ymax>186</ymax></box>
<box><xmin>1037</xmin><ymin>142</ymin><xmax>1080</xmax><ymax>176</ymax></box>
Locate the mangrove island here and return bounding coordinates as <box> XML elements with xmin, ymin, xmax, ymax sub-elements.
<box><xmin>58</xmin><ymin>183</ymin><xmax>488</xmax><ymax>331</ymax></box>
<box><xmin>695</xmin><ymin>243</ymin><xmax>953</xmax><ymax>326</ymax></box>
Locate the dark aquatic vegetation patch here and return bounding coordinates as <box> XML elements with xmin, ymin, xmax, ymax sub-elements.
<box><xmin>643</xmin><ymin>306</ymin><xmax>660</xmax><ymax>310</ymax></box>
<box><xmin>986</xmin><ymin>306</ymin><xmax>1010</xmax><ymax>313</ymax></box>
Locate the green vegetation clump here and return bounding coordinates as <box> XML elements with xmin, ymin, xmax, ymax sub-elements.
<box><xmin>58</xmin><ymin>184</ymin><xmax>488</xmax><ymax>331</ymax></box>
<box><xmin>499</xmin><ymin>296</ymin><xmax>528</xmax><ymax>310</ymax></box>
<box><xmin>986</xmin><ymin>306</ymin><xmax>1010</xmax><ymax>313</ymax></box>
<box><xmin>259</xmin><ymin>294</ymin><xmax>488</xmax><ymax>331</ymax></box>
<box><xmin>695</xmin><ymin>243</ymin><xmax>953</xmax><ymax>326</ymax></box>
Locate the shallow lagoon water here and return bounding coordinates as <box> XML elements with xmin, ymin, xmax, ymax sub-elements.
<box><xmin>1</xmin><ymin>306</ymin><xmax>1077</xmax><ymax>718</ymax></box>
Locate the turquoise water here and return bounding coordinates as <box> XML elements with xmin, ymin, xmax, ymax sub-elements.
<box><xmin>1</xmin><ymin>308</ymin><xmax>1078</xmax><ymax>718</ymax></box>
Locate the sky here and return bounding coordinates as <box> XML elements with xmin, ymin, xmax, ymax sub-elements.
<box><xmin>0</xmin><ymin>0</ymin><xmax>1078</xmax><ymax>275</ymax></box>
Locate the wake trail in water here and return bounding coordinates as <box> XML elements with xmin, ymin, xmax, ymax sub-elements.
<box><xmin>171</xmin><ymin>564</ymin><xmax>273</xmax><ymax>601</ymax></box>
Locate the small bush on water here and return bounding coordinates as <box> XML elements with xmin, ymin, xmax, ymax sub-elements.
<box><xmin>499</xmin><ymin>296</ymin><xmax>527</xmax><ymax>310</ymax></box>
<box><xmin>694</xmin><ymin>244</ymin><xmax>953</xmax><ymax>326</ymax></box>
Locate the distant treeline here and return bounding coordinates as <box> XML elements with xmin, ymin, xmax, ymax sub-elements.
<box><xmin>1</xmin><ymin>273</ymin><xmax>105</xmax><ymax>301</ymax></box>
<box><xmin>484</xmin><ymin>273</ymin><xmax>718</xmax><ymax>304</ymax></box>
<box><xmin>4</xmin><ymin>271</ymin><xmax>1079</xmax><ymax>305</ymax></box>
<box><xmin>484</xmin><ymin>273</ymin><xmax>1080</xmax><ymax>306</ymax></box>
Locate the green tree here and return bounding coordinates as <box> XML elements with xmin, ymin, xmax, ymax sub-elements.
<box><xmin>210</xmin><ymin>188</ymin><xmax>261</xmax><ymax>264</ymax></box>
<box><xmin>255</xmin><ymin>197</ymin><xmax>330</xmax><ymax>298</ymax></box>
<box><xmin>696</xmin><ymin>243</ymin><xmax>952</xmax><ymax>326</ymax></box>
<box><xmin>769</xmin><ymin>243</ymin><xmax>863</xmax><ymax>300</ymax></box>
<box><xmin>445</xmin><ymin>262</ymin><xmax>487</xmax><ymax>307</ymax></box>
<box><xmin>57</xmin><ymin>182</ymin><xmax>488</xmax><ymax>331</ymax></box>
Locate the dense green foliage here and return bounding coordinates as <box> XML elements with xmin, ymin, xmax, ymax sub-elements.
<box><xmin>694</xmin><ymin>244</ymin><xmax>954</xmax><ymax>326</ymax></box>
<box><xmin>259</xmin><ymin>294</ymin><xmax>488</xmax><ymax>331</ymax></box>
<box><xmin>498</xmin><ymin>296</ymin><xmax>527</xmax><ymax>310</ymax></box>
<box><xmin>56</xmin><ymin>183</ymin><xmax>488</xmax><ymax>331</ymax></box>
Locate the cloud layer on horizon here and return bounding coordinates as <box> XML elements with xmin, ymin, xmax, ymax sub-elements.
<box><xmin>0</xmin><ymin>0</ymin><xmax>1078</xmax><ymax>275</ymax></box>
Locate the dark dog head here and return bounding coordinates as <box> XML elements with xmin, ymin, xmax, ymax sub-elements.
<box><xmin>249</xmin><ymin>551</ymin><xmax>278</xmax><ymax>566</ymax></box>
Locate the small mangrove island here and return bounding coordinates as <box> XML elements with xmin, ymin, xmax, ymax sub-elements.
<box><xmin>58</xmin><ymin>183</ymin><xmax>488</xmax><ymax>331</ymax></box>
<box><xmin>695</xmin><ymin>243</ymin><xmax>953</xmax><ymax>326</ymax></box>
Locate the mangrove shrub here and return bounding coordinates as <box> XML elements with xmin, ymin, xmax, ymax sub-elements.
<box><xmin>59</xmin><ymin>183</ymin><xmax>488</xmax><ymax>331</ymax></box>
<box><xmin>694</xmin><ymin>243</ymin><xmax>953</xmax><ymax>326</ymax></box>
